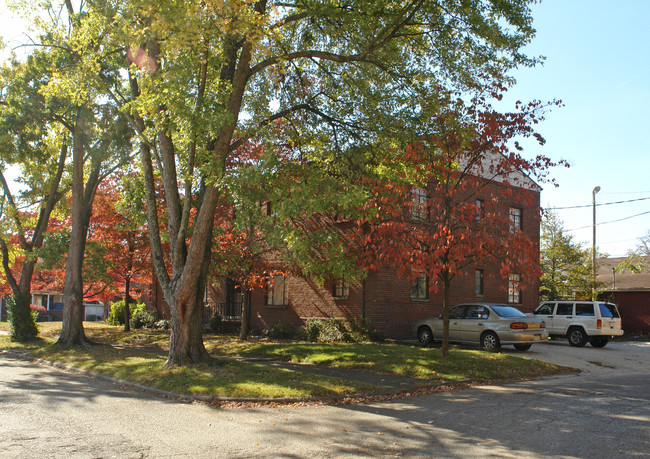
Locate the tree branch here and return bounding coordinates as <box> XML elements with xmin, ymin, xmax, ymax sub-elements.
<box><xmin>0</xmin><ymin>238</ymin><xmax>20</xmax><ymax>293</ymax></box>
<box><xmin>249</xmin><ymin>0</ymin><xmax>425</xmax><ymax>78</ymax></box>
<box><xmin>0</xmin><ymin>170</ymin><xmax>28</xmax><ymax>249</ymax></box>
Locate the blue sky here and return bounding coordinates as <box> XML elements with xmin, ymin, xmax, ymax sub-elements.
<box><xmin>499</xmin><ymin>0</ymin><xmax>650</xmax><ymax>257</ymax></box>
<box><xmin>2</xmin><ymin>1</ymin><xmax>649</xmax><ymax>257</ymax></box>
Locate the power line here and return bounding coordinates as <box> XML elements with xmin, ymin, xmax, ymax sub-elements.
<box><xmin>601</xmin><ymin>191</ymin><xmax>650</xmax><ymax>195</ymax></box>
<box><xmin>568</xmin><ymin>210</ymin><xmax>650</xmax><ymax>231</ymax></box>
<box><xmin>600</xmin><ymin>237</ymin><xmax>643</xmax><ymax>245</ymax></box>
<box><xmin>545</xmin><ymin>196</ymin><xmax>650</xmax><ymax>210</ymax></box>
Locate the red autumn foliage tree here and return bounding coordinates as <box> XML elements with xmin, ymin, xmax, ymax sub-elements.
<box><xmin>89</xmin><ymin>174</ymin><xmax>152</xmax><ymax>330</ymax></box>
<box><xmin>209</xmin><ymin>136</ymin><xmax>364</xmax><ymax>340</ymax></box>
<box><xmin>211</xmin><ymin>214</ymin><xmax>279</xmax><ymax>341</ymax></box>
<box><xmin>357</xmin><ymin>93</ymin><xmax>566</xmax><ymax>355</ymax></box>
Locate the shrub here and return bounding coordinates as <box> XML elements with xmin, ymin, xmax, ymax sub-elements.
<box><xmin>301</xmin><ymin>317</ymin><xmax>380</xmax><ymax>343</ymax></box>
<box><xmin>154</xmin><ymin>319</ymin><xmax>170</xmax><ymax>330</ymax></box>
<box><xmin>209</xmin><ymin>312</ymin><xmax>222</xmax><ymax>334</ymax></box>
<box><xmin>107</xmin><ymin>299</ymin><xmax>145</xmax><ymax>326</ymax></box>
<box><xmin>131</xmin><ymin>308</ymin><xmax>158</xmax><ymax>329</ymax></box>
<box><xmin>317</xmin><ymin>318</ymin><xmax>352</xmax><ymax>342</ymax></box>
<box><xmin>7</xmin><ymin>296</ymin><xmax>39</xmax><ymax>342</ymax></box>
<box><xmin>300</xmin><ymin>318</ymin><xmax>350</xmax><ymax>343</ymax></box>
<box><xmin>349</xmin><ymin>317</ymin><xmax>382</xmax><ymax>342</ymax></box>
<box><xmin>302</xmin><ymin>320</ymin><xmax>321</xmax><ymax>342</ymax></box>
<box><xmin>265</xmin><ymin>321</ymin><xmax>300</xmax><ymax>339</ymax></box>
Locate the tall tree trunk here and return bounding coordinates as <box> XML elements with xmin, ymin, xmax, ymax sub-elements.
<box><xmin>167</xmin><ymin>265</ymin><xmax>210</xmax><ymax>365</ymax></box>
<box><xmin>167</xmin><ymin>293</ymin><xmax>209</xmax><ymax>365</ymax></box>
<box><xmin>239</xmin><ymin>286</ymin><xmax>250</xmax><ymax>341</ymax></box>
<box><xmin>165</xmin><ymin>206</ymin><xmax>213</xmax><ymax>366</ymax></box>
<box><xmin>442</xmin><ymin>271</ymin><xmax>451</xmax><ymax>357</ymax></box>
<box><xmin>59</xmin><ymin>216</ymin><xmax>90</xmax><ymax>345</ymax></box>
<box><xmin>124</xmin><ymin>276</ymin><xmax>131</xmax><ymax>332</ymax></box>
<box><xmin>136</xmin><ymin>27</ymin><xmax>255</xmax><ymax>365</ymax></box>
<box><xmin>59</xmin><ymin>113</ymin><xmax>90</xmax><ymax>346</ymax></box>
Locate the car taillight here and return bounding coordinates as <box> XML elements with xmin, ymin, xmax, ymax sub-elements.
<box><xmin>540</xmin><ymin>321</ymin><xmax>546</xmax><ymax>329</ymax></box>
<box><xmin>510</xmin><ymin>322</ymin><xmax>529</xmax><ymax>330</ymax></box>
<box><xmin>597</xmin><ymin>319</ymin><xmax>602</xmax><ymax>329</ymax></box>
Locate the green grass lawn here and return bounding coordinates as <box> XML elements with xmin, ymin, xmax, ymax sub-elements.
<box><xmin>0</xmin><ymin>322</ymin><xmax>571</xmax><ymax>400</ymax></box>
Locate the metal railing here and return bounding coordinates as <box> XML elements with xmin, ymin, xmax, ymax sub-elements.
<box><xmin>203</xmin><ymin>301</ymin><xmax>243</xmax><ymax>323</ymax></box>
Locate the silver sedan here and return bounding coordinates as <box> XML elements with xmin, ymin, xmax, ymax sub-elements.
<box><xmin>415</xmin><ymin>303</ymin><xmax>549</xmax><ymax>351</ymax></box>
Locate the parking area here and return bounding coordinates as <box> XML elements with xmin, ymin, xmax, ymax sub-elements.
<box><xmin>518</xmin><ymin>338</ymin><xmax>650</xmax><ymax>375</ymax></box>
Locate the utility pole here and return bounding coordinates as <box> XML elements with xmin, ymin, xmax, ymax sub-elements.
<box><xmin>592</xmin><ymin>186</ymin><xmax>601</xmax><ymax>300</ymax></box>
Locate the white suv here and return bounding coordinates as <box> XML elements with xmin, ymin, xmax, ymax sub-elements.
<box><xmin>533</xmin><ymin>301</ymin><xmax>623</xmax><ymax>347</ymax></box>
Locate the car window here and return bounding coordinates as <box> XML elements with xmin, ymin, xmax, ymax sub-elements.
<box><xmin>465</xmin><ymin>306</ymin><xmax>489</xmax><ymax>319</ymax></box>
<box><xmin>599</xmin><ymin>303</ymin><xmax>620</xmax><ymax>318</ymax></box>
<box><xmin>449</xmin><ymin>306</ymin><xmax>466</xmax><ymax>319</ymax></box>
<box><xmin>575</xmin><ymin>303</ymin><xmax>595</xmax><ymax>316</ymax></box>
<box><xmin>535</xmin><ymin>303</ymin><xmax>554</xmax><ymax>315</ymax></box>
<box><xmin>489</xmin><ymin>305</ymin><xmax>526</xmax><ymax>318</ymax></box>
<box><xmin>556</xmin><ymin>303</ymin><xmax>573</xmax><ymax>315</ymax></box>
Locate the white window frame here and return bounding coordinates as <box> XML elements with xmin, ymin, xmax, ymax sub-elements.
<box><xmin>476</xmin><ymin>199</ymin><xmax>484</xmax><ymax>224</ymax></box>
<box><xmin>267</xmin><ymin>275</ymin><xmax>288</xmax><ymax>306</ymax></box>
<box><xmin>411</xmin><ymin>272</ymin><xmax>428</xmax><ymax>300</ymax></box>
<box><xmin>475</xmin><ymin>269</ymin><xmax>484</xmax><ymax>296</ymax></box>
<box><xmin>508</xmin><ymin>274</ymin><xmax>521</xmax><ymax>304</ymax></box>
<box><xmin>411</xmin><ymin>186</ymin><xmax>428</xmax><ymax>221</ymax></box>
<box><xmin>333</xmin><ymin>277</ymin><xmax>349</xmax><ymax>299</ymax></box>
<box><xmin>509</xmin><ymin>207</ymin><xmax>522</xmax><ymax>233</ymax></box>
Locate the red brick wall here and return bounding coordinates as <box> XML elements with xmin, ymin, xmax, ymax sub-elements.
<box><xmin>247</xmin><ymin>257</ymin><xmax>539</xmax><ymax>340</ymax></box>
<box><xmin>612</xmin><ymin>291</ymin><xmax>650</xmax><ymax>335</ymax></box>
<box><xmin>248</xmin><ymin>276</ymin><xmax>364</xmax><ymax>332</ymax></box>
<box><xmin>362</xmin><ymin>260</ymin><xmax>539</xmax><ymax>340</ymax></box>
<box><xmin>242</xmin><ymin>181</ymin><xmax>540</xmax><ymax>340</ymax></box>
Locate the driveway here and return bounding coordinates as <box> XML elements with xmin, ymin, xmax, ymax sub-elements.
<box><xmin>1</xmin><ymin>341</ymin><xmax>648</xmax><ymax>458</ymax></box>
<box><xmin>518</xmin><ymin>338</ymin><xmax>650</xmax><ymax>374</ymax></box>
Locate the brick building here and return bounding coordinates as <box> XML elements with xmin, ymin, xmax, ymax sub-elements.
<box><xmin>205</xmin><ymin>175</ymin><xmax>541</xmax><ymax>340</ymax></box>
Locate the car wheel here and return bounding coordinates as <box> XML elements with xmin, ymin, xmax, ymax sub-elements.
<box><xmin>589</xmin><ymin>337</ymin><xmax>609</xmax><ymax>348</ymax></box>
<box><xmin>567</xmin><ymin>327</ymin><xmax>588</xmax><ymax>347</ymax></box>
<box><xmin>513</xmin><ymin>343</ymin><xmax>532</xmax><ymax>351</ymax></box>
<box><xmin>480</xmin><ymin>331</ymin><xmax>501</xmax><ymax>350</ymax></box>
<box><xmin>417</xmin><ymin>326</ymin><xmax>434</xmax><ymax>344</ymax></box>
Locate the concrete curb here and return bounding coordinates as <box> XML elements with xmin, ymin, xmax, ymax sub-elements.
<box><xmin>0</xmin><ymin>348</ymin><xmax>469</xmax><ymax>406</ymax></box>
<box><xmin>1</xmin><ymin>349</ymin><xmax>193</xmax><ymax>401</ymax></box>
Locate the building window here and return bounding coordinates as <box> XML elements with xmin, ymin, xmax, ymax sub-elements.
<box><xmin>475</xmin><ymin>270</ymin><xmax>484</xmax><ymax>296</ymax></box>
<box><xmin>333</xmin><ymin>278</ymin><xmax>349</xmax><ymax>299</ymax></box>
<box><xmin>476</xmin><ymin>199</ymin><xmax>484</xmax><ymax>224</ymax></box>
<box><xmin>411</xmin><ymin>186</ymin><xmax>427</xmax><ymax>221</ymax></box>
<box><xmin>267</xmin><ymin>275</ymin><xmax>288</xmax><ymax>306</ymax></box>
<box><xmin>411</xmin><ymin>272</ymin><xmax>428</xmax><ymax>300</ymax></box>
<box><xmin>508</xmin><ymin>274</ymin><xmax>521</xmax><ymax>304</ymax></box>
<box><xmin>509</xmin><ymin>207</ymin><xmax>522</xmax><ymax>233</ymax></box>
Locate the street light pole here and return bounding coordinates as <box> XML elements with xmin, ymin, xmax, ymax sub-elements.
<box><xmin>592</xmin><ymin>186</ymin><xmax>601</xmax><ymax>300</ymax></box>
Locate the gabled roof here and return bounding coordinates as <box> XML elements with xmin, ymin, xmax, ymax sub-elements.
<box><xmin>596</xmin><ymin>256</ymin><xmax>650</xmax><ymax>290</ymax></box>
<box><xmin>459</xmin><ymin>150</ymin><xmax>542</xmax><ymax>192</ymax></box>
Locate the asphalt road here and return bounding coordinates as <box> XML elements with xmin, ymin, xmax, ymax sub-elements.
<box><xmin>1</xmin><ymin>340</ymin><xmax>648</xmax><ymax>458</ymax></box>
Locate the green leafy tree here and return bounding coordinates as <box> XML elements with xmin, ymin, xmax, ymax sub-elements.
<box><xmin>7</xmin><ymin>0</ymin><xmax>543</xmax><ymax>363</ymax></box>
<box><xmin>616</xmin><ymin>231</ymin><xmax>650</xmax><ymax>279</ymax></box>
<box><xmin>120</xmin><ymin>0</ymin><xmax>541</xmax><ymax>365</ymax></box>
<box><xmin>539</xmin><ymin>211</ymin><xmax>591</xmax><ymax>300</ymax></box>
<box><xmin>6</xmin><ymin>1</ymin><xmax>137</xmax><ymax>346</ymax></box>
<box><xmin>0</xmin><ymin>53</ymin><xmax>68</xmax><ymax>341</ymax></box>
